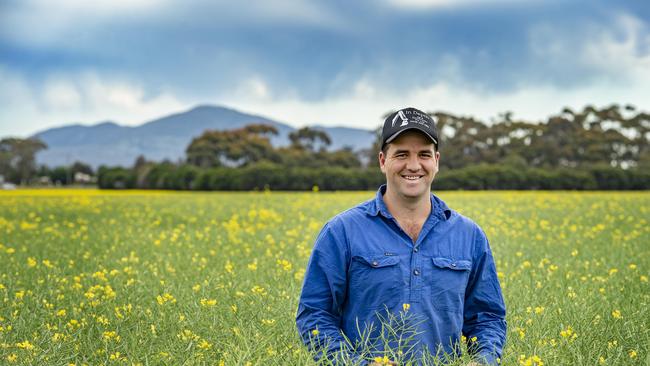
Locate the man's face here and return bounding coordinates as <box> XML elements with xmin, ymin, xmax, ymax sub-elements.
<box><xmin>379</xmin><ymin>130</ymin><xmax>439</xmax><ymax>200</ymax></box>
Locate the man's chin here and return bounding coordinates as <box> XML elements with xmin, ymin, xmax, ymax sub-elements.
<box><xmin>398</xmin><ymin>187</ymin><xmax>429</xmax><ymax>199</ymax></box>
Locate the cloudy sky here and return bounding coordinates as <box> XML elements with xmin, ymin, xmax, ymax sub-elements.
<box><xmin>1</xmin><ymin>0</ymin><xmax>649</xmax><ymax>137</ymax></box>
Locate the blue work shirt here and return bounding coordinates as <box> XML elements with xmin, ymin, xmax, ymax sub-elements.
<box><xmin>296</xmin><ymin>185</ymin><xmax>506</xmax><ymax>365</ymax></box>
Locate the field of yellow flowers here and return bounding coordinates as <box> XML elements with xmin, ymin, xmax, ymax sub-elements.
<box><xmin>0</xmin><ymin>189</ymin><xmax>648</xmax><ymax>365</ymax></box>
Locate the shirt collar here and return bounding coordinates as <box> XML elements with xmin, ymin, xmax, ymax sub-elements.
<box><xmin>365</xmin><ymin>184</ymin><xmax>452</xmax><ymax>221</ymax></box>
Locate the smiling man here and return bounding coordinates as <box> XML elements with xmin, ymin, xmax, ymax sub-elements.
<box><xmin>296</xmin><ymin>107</ymin><xmax>506</xmax><ymax>365</ymax></box>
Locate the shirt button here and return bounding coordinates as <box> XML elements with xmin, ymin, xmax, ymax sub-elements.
<box><xmin>451</xmin><ymin>263</ymin><xmax>456</xmax><ymax>267</ymax></box>
<box><xmin>413</xmin><ymin>269</ymin><xmax>420</xmax><ymax>276</ymax></box>
<box><xmin>413</xmin><ymin>247</ymin><xmax>419</xmax><ymax>253</ymax></box>
<box><xmin>372</xmin><ymin>261</ymin><xmax>379</xmax><ymax>267</ymax></box>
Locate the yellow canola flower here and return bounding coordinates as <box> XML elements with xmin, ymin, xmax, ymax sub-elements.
<box><xmin>225</xmin><ymin>260</ymin><xmax>235</xmax><ymax>274</ymax></box>
<box><xmin>42</xmin><ymin>259</ymin><xmax>54</xmax><ymax>268</ymax></box>
<box><xmin>16</xmin><ymin>340</ymin><xmax>35</xmax><ymax>350</ymax></box>
<box><xmin>20</xmin><ymin>221</ymin><xmax>38</xmax><ymax>230</ymax></box>
<box><xmin>373</xmin><ymin>355</ymin><xmax>393</xmax><ymax>365</ymax></box>
<box><xmin>402</xmin><ymin>303</ymin><xmax>411</xmax><ymax>312</ymax></box>
<box><xmin>251</xmin><ymin>285</ymin><xmax>267</xmax><ymax>296</ymax></box>
<box><xmin>102</xmin><ymin>331</ymin><xmax>121</xmax><ymax>342</ymax></box>
<box><xmin>156</xmin><ymin>293</ymin><xmax>176</xmax><ymax>305</ymax></box>
<box><xmin>200</xmin><ymin>298</ymin><xmax>217</xmax><ymax>307</ymax></box>
<box><xmin>96</xmin><ymin>315</ymin><xmax>110</xmax><ymax>325</ymax></box>
<box><xmin>560</xmin><ymin>326</ymin><xmax>577</xmax><ymax>341</ymax></box>
<box><xmin>277</xmin><ymin>259</ymin><xmax>292</xmax><ymax>271</ymax></box>
<box><xmin>198</xmin><ymin>340</ymin><xmax>212</xmax><ymax>350</ymax></box>
<box><xmin>611</xmin><ymin>310</ymin><xmax>622</xmax><ymax>319</ymax></box>
<box><xmin>518</xmin><ymin>354</ymin><xmax>543</xmax><ymax>366</ymax></box>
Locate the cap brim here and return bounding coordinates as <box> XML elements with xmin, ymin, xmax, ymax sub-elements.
<box><xmin>384</xmin><ymin>126</ymin><xmax>438</xmax><ymax>146</ymax></box>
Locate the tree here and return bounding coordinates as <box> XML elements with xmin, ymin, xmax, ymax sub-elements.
<box><xmin>0</xmin><ymin>138</ymin><xmax>47</xmax><ymax>184</ymax></box>
<box><xmin>360</xmin><ymin>126</ymin><xmax>383</xmax><ymax>168</ymax></box>
<box><xmin>71</xmin><ymin>161</ymin><xmax>94</xmax><ymax>176</ymax></box>
<box><xmin>288</xmin><ymin>127</ymin><xmax>332</xmax><ymax>152</ymax></box>
<box><xmin>186</xmin><ymin>124</ymin><xmax>279</xmax><ymax>168</ymax></box>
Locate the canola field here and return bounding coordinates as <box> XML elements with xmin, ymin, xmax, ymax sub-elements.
<box><xmin>0</xmin><ymin>189</ymin><xmax>648</xmax><ymax>365</ymax></box>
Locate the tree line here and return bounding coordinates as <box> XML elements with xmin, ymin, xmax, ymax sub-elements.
<box><xmin>2</xmin><ymin>104</ymin><xmax>649</xmax><ymax>190</ymax></box>
<box><xmin>0</xmin><ymin>137</ymin><xmax>95</xmax><ymax>186</ymax></box>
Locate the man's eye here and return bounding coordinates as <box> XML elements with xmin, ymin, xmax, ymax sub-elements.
<box><xmin>395</xmin><ymin>154</ymin><xmax>407</xmax><ymax>158</ymax></box>
<box><xmin>420</xmin><ymin>154</ymin><xmax>432</xmax><ymax>158</ymax></box>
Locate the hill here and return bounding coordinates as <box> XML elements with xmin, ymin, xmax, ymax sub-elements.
<box><xmin>32</xmin><ymin>105</ymin><xmax>375</xmax><ymax>168</ymax></box>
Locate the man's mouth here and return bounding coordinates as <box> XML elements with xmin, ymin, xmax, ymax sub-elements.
<box><xmin>402</xmin><ymin>175</ymin><xmax>422</xmax><ymax>181</ymax></box>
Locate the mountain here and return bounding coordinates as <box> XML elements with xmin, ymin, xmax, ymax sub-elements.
<box><xmin>31</xmin><ymin>105</ymin><xmax>375</xmax><ymax>168</ymax></box>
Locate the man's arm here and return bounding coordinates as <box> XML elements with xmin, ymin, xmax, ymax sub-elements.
<box><xmin>462</xmin><ymin>228</ymin><xmax>507</xmax><ymax>365</ymax></box>
<box><xmin>296</xmin><ymin>222</ymin><xmax>362</xmax><ymax>364</ymax></box>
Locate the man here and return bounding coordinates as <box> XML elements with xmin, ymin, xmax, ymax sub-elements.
<box><xmin>296</xmin><ymin>107</ymin><xmax>506</xmax><ymax>365</ymax></box>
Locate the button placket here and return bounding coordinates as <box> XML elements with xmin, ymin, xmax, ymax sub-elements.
<box><xmin>409</xmin><ymin>242</ymin><xmax>422</xmax><ymax>302</ymax></box>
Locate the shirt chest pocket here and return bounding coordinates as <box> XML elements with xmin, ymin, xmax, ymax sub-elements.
<box><xmin>429</xmin><ymin>257</ymin><xmax>472</xmax><ymax>312</ymax></box>
<box><xmin>348</xmin><ymin>254</ymin><xmax>401</xmax><ymax>310</ymax></box>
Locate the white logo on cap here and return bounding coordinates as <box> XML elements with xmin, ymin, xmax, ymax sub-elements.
<box><xmin>392</xmin><ymin>111</ymin><xmax>409</xmax><ymax>127</ymax></box>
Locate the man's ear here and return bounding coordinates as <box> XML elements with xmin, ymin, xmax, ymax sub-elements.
<box><xmin>378</xmin><ymin>151</ymin><xmax>386</xmax><ymax>174</ymax></box>
<box><xmin>434</xmin><ymin>151</ymin><xmax>440</xmax><ymax>169</ymax></box>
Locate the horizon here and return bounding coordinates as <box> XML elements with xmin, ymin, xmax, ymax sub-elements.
<box><xmin>11</xmin><ymin>104</ymin><xmax>382</xmax><ymax>139</ymax></box>
<box><xmin>2</xmin><ymin>0</ymin><xmax>649</xmax><ymax>138</ymax></box>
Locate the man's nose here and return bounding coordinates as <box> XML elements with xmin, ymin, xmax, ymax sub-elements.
<box><xmin>406</xmin><ymin>155</ymin><xmax>421</xmax><ymax>171</ymax></box>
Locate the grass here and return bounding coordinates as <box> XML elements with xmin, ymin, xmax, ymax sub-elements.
<box><xmin>0</xmin><ymin>189</ymin><xmax>648</xmax><ymax>365</ymax></box>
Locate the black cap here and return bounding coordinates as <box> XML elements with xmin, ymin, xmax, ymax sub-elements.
<box><xmin>381</xmin><ymin>107</ymin><xmax>438</xmax><ymax>149</ymax></box>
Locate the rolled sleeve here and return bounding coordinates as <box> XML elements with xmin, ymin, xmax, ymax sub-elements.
<box><xmin>463</xmin><ymin>228</ymin><xmax>507</xmax><ymax>365</ymax></box>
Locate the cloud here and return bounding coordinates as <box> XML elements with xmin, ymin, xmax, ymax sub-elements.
<box><xmin>0</xmin><ymin>65</ymin><xmax>42</xmax><ymax>137</ymax></box>
<box><xmin>218</xmin><ymin>10</ymin><xmax>650</xmax><ymax>126</ymax></box>
<box><xmin>580</xmin><ymin>14</ymin><xmax>650</xmax><ymax>83</ymax></box>
<box><xmin>528</xmin><ymin>12</ymin><xmax>649</xmax><ymax>83</ymax></box>
<box><xmin>0</xmin><ymin>0</ymin><xmax>348</xmax><ymax>50</ymax></box>
<box><xmin>384</xmin><ymin>0</ymin><xmax>532</xmax><ymax>10</ymax></box>
<box><xmin>222</xmin><ymin>66</ymin><xmax>650</xmax><ymax>130</ymax></box>
<box><xmin>43</xmin><ymin>78</ymin><xmax>82</xmax><ymax>110</ymax></box>
<box><xmin>1</xmin><ymin>1</ymin><xmax>649</xmax><ymax>138</ymax></box>
<box><xmin>0</xmin><ymin>68</ymin><xmax>189</xmax><ymax>136</ymax></box>
<box><xmin>0</xmin><ymin>0</ymin><xmax>170</xmax><ymax>48</ymax></box>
